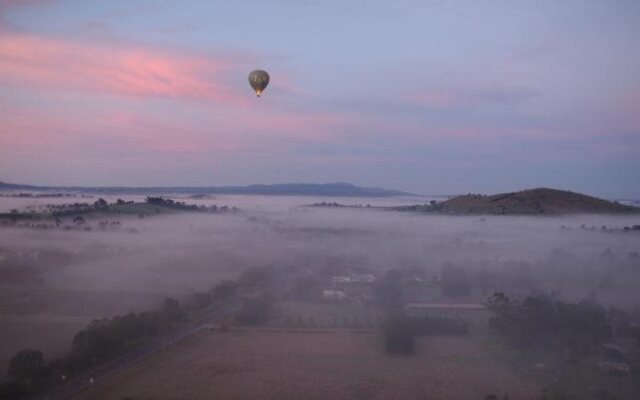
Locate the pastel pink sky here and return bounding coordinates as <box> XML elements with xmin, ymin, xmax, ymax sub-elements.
<box><xmin>1</xmin><ymin>0</ymin><xmax>639</xmax><ymax>197</ymax></box>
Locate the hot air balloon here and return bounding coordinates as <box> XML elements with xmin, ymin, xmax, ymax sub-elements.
<box><xmin>248</xmin><ymin>70</ymin><xmax>270</xmax><ymax>97</ymax></box>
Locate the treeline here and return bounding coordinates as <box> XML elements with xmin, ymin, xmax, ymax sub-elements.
<box><xmin>486</xmin><ymin>293</ymin><xmax>640</xmax><ymax>400</ymax></box>
<box><xmin>486</xmin><ymin>292</ymin><xmax>629</xmax><ymax>353</ymax></box>
<box><xmin>311</xmin><ymin>202</ymin><xmax>375</xmax><ymax>208</ymax></box>
<box><xmin>0</xmin><ymin>280</ymin><xmax>238</xmax><ymax>400</ymax></box>
<box><xmin>0</xmin><ymin>197</ymin><xmax>236</xmax><ymax>225</ymax></box>
<box><xmin>0</xmin><ymin>297</ymin><xmax>185</xmax><ymax>399</ymax></box>
<box><xmin>145</xmin><ymin>197</ymin><xmax>237</xmax><ymax>213</ymax></box>
<box><xmin>144</xmin><ymin>197</ymin><xmax>201</xmax><ymax>211</ymax></box>
<box><xmin>64</xmin><ymin>298</ymin><xmax>185</xmax><ymax>372</ymax></box>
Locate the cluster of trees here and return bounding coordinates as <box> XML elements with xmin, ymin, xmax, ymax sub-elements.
<box><xmin>564</xmin><ymin>223</ymin><xmax>640</xmax><ymax>233</ymax></box>
<box><xmin>0</xmin><ymin>297</ymin><xmax>185</xmax><ymax>398</ymax></box>
<box><xmin>50</xmin><ymin>202</ymin><xmax>95</xmax><ymax>217</ymax></box>
<box><xmin>0</xmin><ymin>350</ymin><xmax>49</xmax><ymax>398</ymax></box>
<box><xmin>65</xmin><ymin>299</ymin><xmax>184</xmax><ymax>371</ymax></box>
<box><xmin>189</xmin><ymin>280</ymin><xmax>237</xmax><ymax>310</ymax></box>
<box><xmin>1</xmin><ymin>278</ymin><xmax>241</xmax><ymax>399</ymax></box>
<box><xmin>145</xmin><ymin>197</ymin><xmax>199</xmax><ymax>211</ymax></box>
<box><xmin>66</xmin><ymin>297</ymin><xmax>186</xmax><ymax>370</ymax></box>
<box><xmin>486</xmin><ymin>293</ymin><xmax>613</xmax><ymax>353</ymax></box>
<box><xmin>93</xmin><ymin>198</ymin><xmax>108</xmax><ymax>209</ymax></box>
<box><xmin>312</xmin><ymin>202</ymin><xmax>375</xmax><ymax>208</ymax></box>
<box><xmin>395</xmin><ymin>200</ymin><xmax>441</xmax><ymax>213</ymax></box>
<box><xmin>312</xmin><ymin>202</ymin><xmax>347</xmax><ymax>207</ymax></box>
<box><xmin>144</xmin><ymin>197</ymin><xmax>236</xmax><ymax>213</ymax></box>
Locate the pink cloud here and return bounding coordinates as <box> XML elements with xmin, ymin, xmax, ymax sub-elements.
<box><xmin>0</xmin><ymin>98</ymin><xmax>353</xmax><ymax>165</ymax></box>
<box><xmin>99</xmin><ymin>111</ymin><xmax>245</xmax><ymax>153</ymax></box>
<box><xmin>0</xmin><ymin>33</ymin><xmax>247</xmax><ymax>104</ymax></box>
<box><xmin>0</xmin><ymin>104</ymin><xmax>246</xmax><ymax>156</ymax></box>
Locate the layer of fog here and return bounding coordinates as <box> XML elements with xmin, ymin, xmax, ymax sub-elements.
<box><xmin>1</xmin><ymin>195</ymin><xmax>639</xmax><ymax>375</ymax></box>
<box><xmin>0</xmin><ymin>193</ymin><xmax>434</xmax><ymax>213</ymax></box>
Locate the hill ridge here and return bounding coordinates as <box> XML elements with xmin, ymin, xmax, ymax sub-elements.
<box><xmin>0</xmin><ymin>180</ymin><xmax>411</xmax><ymax>198</ymax></box>
<box><xmin>401</xmin><ymin>187</ymin><xmax>638</xmax><ymax>215</ymax></box>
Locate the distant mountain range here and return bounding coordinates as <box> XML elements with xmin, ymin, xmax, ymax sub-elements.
<box><xmin>0</xmin><ymin>180</ymin><xmax>411</xmax><ymax>198</ymax></box>
<box><xmin>397</xmin><ymin>188</ymin><xmax>639</xmax><ymax>215</ymax></box>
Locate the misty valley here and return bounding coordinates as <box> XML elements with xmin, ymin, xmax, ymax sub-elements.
<box><xmin>0</xmin><ymin>193</ymin><xmax>639</xmax><ymax>400</ymax></box>
<box><xmin>2</xmin><ymin>0</ymin><xmax>639</xmax><ymax>398</ymax></box>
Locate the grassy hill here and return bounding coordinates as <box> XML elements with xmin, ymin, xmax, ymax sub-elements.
<box><xmin>401</xmin><ymin>188</ymin><xmax>639</xmax><ymax>215</ymax></box>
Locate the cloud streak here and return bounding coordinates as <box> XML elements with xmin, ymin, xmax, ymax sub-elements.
<box><xmin>0</xmin><ymin>33</ymin><xmax>246</xmax><ymax>104</ymax></box>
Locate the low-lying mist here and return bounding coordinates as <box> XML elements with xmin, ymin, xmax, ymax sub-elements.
<box><xmin>1</xmin><ymin>195</ymin><xmax>639</xmax><ymax>379</ymax></box>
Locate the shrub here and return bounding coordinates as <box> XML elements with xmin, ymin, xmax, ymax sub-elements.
<box><xmin>7</xmin><ymin>349</ymin><xmax>49</xmax><ymax>392</ymax></box>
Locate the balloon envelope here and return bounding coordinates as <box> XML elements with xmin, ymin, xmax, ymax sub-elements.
<box><xmin>248</xmin><ymin>70</ymin><xmax>270</xmax><ymax>97</ymax></box>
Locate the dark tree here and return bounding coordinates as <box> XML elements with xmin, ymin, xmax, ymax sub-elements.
<box><xmin>383</xmin><ymin>315</ymin><xmax>415</xmax><ymax>355</ymax></box>
<box><xmin>161</xmin><ymin>297</ymin><xmax>185</xmax><ymax>323</ymax></box>
<box><xmin>0</xmin><ymin>381</ymin><xmax>27</xmax><ymax>399</ymax></box>
<box><xmin>7</xmin><ymin>349</ymin><xmax>49</xmax><ymax>391</ymax></box>
<box><xmin>486</xmin><ymin>293</ymin><xmax>612</xmax><ymax>352</ymax></box>
<box><xmin>93</xmin><ymin>198</ymin><xmax>108</xmax><ymax>208</ymax></box>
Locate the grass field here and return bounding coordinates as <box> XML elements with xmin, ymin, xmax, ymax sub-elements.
<box><xmin>75</xmin><ymin>330</ymin><xmax>542</xmax><ymax>400</ymax></box>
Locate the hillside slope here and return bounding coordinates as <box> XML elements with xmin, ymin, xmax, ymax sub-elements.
<box><xmin>403</xmin><ymin>188</ymin><xmax>638</xmax><ymax>215</ymax></box>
